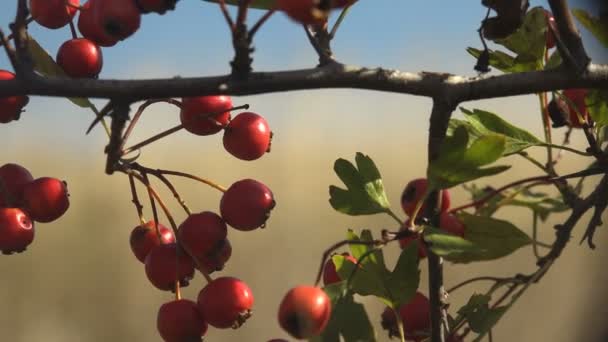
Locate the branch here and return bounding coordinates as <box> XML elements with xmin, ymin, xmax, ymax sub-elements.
<box><xmin>547</xmin><ymin>0</ymin><xmax>590</xmax><ymax>72</ymax></box>
<box><xmin>0</xmin><ymin>63</ymin><xmax>606</xmax><ymax>101</ymax></box>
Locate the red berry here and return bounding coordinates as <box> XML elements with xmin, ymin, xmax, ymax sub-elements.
<box><xmin>563</xmin><ymin>88</ymin><xmax>589</xmax><ymax>128</ymax></box>
<box><xmin>220</xmin><ymin>179</ymin><xmax>275</xmax><ymax>231</ymax></box>
<box><xmin>381</xmin><ymin>292</ymin><xmax>431</xmax><ymax>341</ymax></box>
<box><xmin>544</xmin><ymin>10</ymin><xmax>557</xmax><ymax>49</ymax></box>
<box><xmin>129</xmin><ymin>220</ymin><xmax>175</xmax><ymax>263</ymax></box>
<box><xmin>136</xmin><ymin>0</ymin><xmax>177</xmax><ymax>14</ymax></box>
<box><xmin>197</xmin><ymin>277</ymin><xmax>254</xmax><ymax>329</ymax></box>
<box><xmin>0</xmin><ymin>163</ymin><xmax>34</xmax><ymax>207</ymax></box>
<box><xmin>398</xmin><ymin>231</ymin><xmax>427</xmax><ymax>259</ymax></box>
<box><xmin>0</xmin><ymin>208</ymin><xmax>34</xmax><ymax>254</ymax></box>
<box><xmin>57</xmin><ymin>38</ymin><xmax>103</xmax><ymax>78</ymax></box>
<box><xmin>223</xmin><ymin>112</ymin><xmax>272</xmax><ymax>161</ymax></box>
<box><xmin>0</xmin><ymin>70</ymin><xmax>28</xmax><ymax>124</ymax></box>
<box><xmin>322</xmin><ymin>253</ymin><xmax>357</xmax><ymax>285</ymax></box>
<box><xmin>196</xmin><ymin>238</ymin><xmax>232</xmax><ymax>274</ymax></box>
<box><xmin>180</xmin><ymin>96</ymin><xmax>232</xmax><ymax>136</ymax></box>
<box><xmin>22</xmin><ymin>177</ymin><xmax>70</xmax><ymax>223</ymax></box>
<box><xmin>439</xmin><ymin>212</ymin><xmax>465</xmax><ymax>237</ymax></box>
<box><xmin>29</xmin><ymin>0</ymin><xmax>79</xmax><ymax>29</ymax></box>
<box><xmin>78</xmin><ymin>0</ymin><xmax>119</xmax><ymax>47</ymax></box>
<box><xmin>157</xmin><ymin>299</ymin><xmax>208</xmax><ymax>342</ymax></box>
<box><xmin>278</xmin><ymin>286</ymin><xmax>332</xmax><ymax>339</ymax></box>
<box><xmin>92</xmin><ymin>0</ymin><xmax>141</xmax><ymax>41</ymax></box>
<box><xmin>401</xmin><ymin>178</ymin><xmax>450</xmax><ymax>217</ymax></box>
<box><xmin>276</xmin><ymin>0</ymin><xmax>328</xmax><ymax>25</ymax></box>
<box><xmin>178</xmin><ymin>211</ymin><xmax>229</xmax><ymax>270</ymax></box>
<box><xmin>144</xmin><ymin>243</ymin><xmax>195</xmax><ymax>291</ymax></box>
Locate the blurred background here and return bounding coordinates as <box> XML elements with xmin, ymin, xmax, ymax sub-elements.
<box><xmin>1</xmin><ymin>0</ymin><xmax>607</xmax><ymax>341</ymax></box>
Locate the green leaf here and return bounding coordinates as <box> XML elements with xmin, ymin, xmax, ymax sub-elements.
<box><xmin>386</xmin><ymin>242</ymin><xmax>420</xmax><ymax>308</ymax></box>
<box><xmin>203</xmin><ymin>0</ymin><xmax>275</xmax><ymax>10</ymax></box>
<box><xmin>428</xmin><ymin>126</ymin><xmax>510</xmax><ymax>189</ymax></box>
<box><xmin>460</xmin><ymin>108</ymin><xmax>542</xmax><ymax>155</ymax></box>
<box><xmin>334</xmin><ymin>254</ymin><xmax>390</xmax><ymax>305</ymax></box>
<box><xmin>329</xmin><ymin>153</ymin><xmax>391</xmax><ymax>216</ymax></box>
<box><xmin>429</xmin><ymin>213</ymin><xmax>532</xmax><ymax>263</ymax></box>
<box><xmin>544</xmin><ymin>50</ymin><xmax>562</xmax><ymax>69</ymax></box>
<box><xmin>493</xmin><ymin>7</ymin><xmax>548</xmax><ymax>66</ymax></box>
<box><xmin>466</xmin><ymin>47</ymin><xmax>538</xmax><ymax>73</ymax></box>
<box><xmin>572</xmin><ymin>9</ymin><xmax>608</xmax><ymax>48</ymax></box>
<box><xmin>27</xmin><ymin>36</ymin><xmax>94</xmax><ymax>109</ymax></box>
<box><xmin>458</xmin><ymin>294</ymin><xmax>508</xmax><ymax>341</ymax></box>
<box><xmin>310</xmin><ymin>294</ymin><xmax>376</xmax><ymax>342</ymax></box>
<box><xmin>586</xmin><ymin>89</ymin><xmax>608</xmax><ymax>126</ymax></box>
<box><xmin>322</xmin><ymin>281</ymin><xmax>349</xmax><ymax>305</ymax></box>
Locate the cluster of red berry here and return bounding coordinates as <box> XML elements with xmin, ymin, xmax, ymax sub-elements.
<box><xmin>276</xmin><ymin>0</ymin><xmax>357</xmax><ymax>25</ymax></box>
<box><xmin>0</xmin><ymin>163</ymin><xmax>70</xmax><ymax>254</ymax></box>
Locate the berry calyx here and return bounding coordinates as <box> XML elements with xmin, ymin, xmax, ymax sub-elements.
<box><xmin>157</xmin><ymin>299</ymin><xmax>208</xmax><ymax>342</ymax></box>
<box><xmin>0</xmin><ymin>163</ymin><xmax>34</xmax><ymax>207</ymax></box>
<box><xmin>197</xmin><ymin>277</ymin><xmax>254</xmax><ymax>329</ymax></box>
<box><xmin>129</xmin><ymin>220</ymin><xmax>175</xmax><ymax>263</ymax></box>
<box><xmin>0</xmin><ymin>70</ymin><xmax>29</xmax><ymax>124</ymax></box>
<box><xmin>439</xmin><ymin>212</ymin><xmax>465</xmax><ymax>237</ymax></box>
<box><xmin>78</xmin><ymin>0</ymin><xmax>119</xmax><ymax>47</ymax></box>
<box><xmin>92</xmin><ymin>0</ymin><xmax>142</xmax><ymax>41</ymax></box>
<box><xmin>278</xmin><ymin>286</ymin><xmax>331</xmax><ymax>339</ymax></box>
<box><xmin>196</xmin><ymin>238</ymin><xmax>232</xmax><ymax>274</ymax></box>
<box><xmin>563</xmin><ymin>88</ymin><xmax>589</xmax><ymax>128</ymax></box>
<box><xmin>381</xmin><ymin>292</ymin><xmax>431</xmax><ymax>341</ymax></box>
<box><xmin>178</xmin><ymin>211</ymin><xmax>229</xmax><ymax>271</ymax></box>
<box><xmin>180</xmin><ymin>96</ymin><xmax>233</xmax><ymax>136</ymax></box>
<box><xmin>22</xmin><ymin>177</ymin><xmax>70</xmax><ymax>223</ymax></box>
<box><xmin>57</xmin><ymin>38</ymin><xmax>103</xmax><ymax>78</ymax></box>
<box><xmin>220</xmin><ymin>179</ymin><xmax>275</xmax><ymax>231</ymax></box>
<box><xmin>322</xmin><ymin>253</ymin><xmax>357</xmax><ymax>285</ymax></box>
<box><xmin>401</xmin><ymin>178</ymin><xmax>450</xmax><ymax>217</ymax></box>
<box><xmin>276</xmin><ymin>0</ymin><xmax>329</xmax><ymax>25</ymax></box>
<box><xmin>144</xmin><ymin>243</ymin><xmax>195</xmax><ymax>291</ymax></box>
<box><xmin>223</xmin><ymin>112</ymin><xmax>272</xmax><ymax>161</ymax></box>
<box><xmin>0</xmin><ymin>208</ymin><xmax>34</xmax><ymax>254</ymax></box>
<box><xmin>29</xmin><ymin>0</ymin><xmax>80</xmax><ymax>29</ymax></box>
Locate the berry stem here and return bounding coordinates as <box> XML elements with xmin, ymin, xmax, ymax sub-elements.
<box><xmin>329</xmin><ymin>4</ymin><xmax>352</xmax><ymax>39</ymax></box>
<box><xmin>391</xmin><ymin>306</ymin><xmax>406</xmax><ymax>342</ymax></box>
<box><xmin>218</xmin><ymin>0</ymin><xmax>236</xmax><ymax>32</ymax></box>
<box><xmin>0</xmin><ymin>28</ymin><xmax>19</xmax><ymax>73</ymax></box>
<box><xmin>121</xmin><ymin>98</ymin><xmax>183</xmax><ymax>150</ymax></box>
<box><xmin>236</xmin><ymin>0</ymin><xmax>254</xmax><ymax>27</ymax></box>
<box><xmin>385</xmin><ymin>209</ymin><xmax>403</xmax><ymax>226</ymax></box>
<box><xmin>174</xmin><ymin>281</ymin><xmax>182</xmax><ymax>300</ymax></box>
<box><xmin>314</xmin><ymin>238</ymin><xmax>382</xmax><ymax>286</ymax></box>
<box><xmin>128</xmin><ymin>173</ymin><xmax>146</xmax><ymax>225</ymax></box>
<box><xmin>408</xmin><ymin>188</ymin><xmax>430</xmax><ymax>229</ymax></box>
<box><xmin>122</xmin><ymin>124</ymin><xmax>184</xmax><ymax>155</ymax></box>
<box><xmin>153</xmin><ymin>168</ymin><xmax>227</xmax><ymax>193</ymax></box>
<box><xmin>153</xmin><ymin>173</ymin><xmax>192</xmax><ymax>216</ymax></box>
<box><xmin>142</xmin><ymin>172</ymin><xmax>163</xmax><ymax>242</ymax></box>
<box><xmin>538</xmin><ymin>92</ymin><xmax>555</xmax><ymax>172</ymax></box>
<box><xmin>249</xmin><ymin>9</ymin><xmax>276</xmax><ymax>38</ymax></box>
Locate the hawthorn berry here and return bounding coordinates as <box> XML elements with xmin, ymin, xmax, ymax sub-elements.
<box><xmin>278</xmin><ymin>286</ymin><xmax>332</xmax><ymax>339</ymax></box>
<box><xmin>29</xmin><ymin>0</ymin><xmax>80</xmax><ymax>29</ymax></box>
<box><xmin>563</xmin><ymin>88</ymin><xmax>589</xmax><ymax>128</ymax></box>
<box><xmin>547</xmin><ymin>95</ymin><xmax>569</xmax><ymax>128</ymax></box>
<box><xmin>544</xmin><ymin>10</ymin><xmax>557</xmax><ymax>49</ymax></box>
<box><xmin>78</xmin><ymin>0</ymin><xmax>119</xmax><ymax>47</ymax></box>
<box><xmin>180</xmin><ymin>96</ymin><xmax>232</xmax><ymax>136</ymax></box>
<box><xmin>322</xmin><ymin>253</ymin><xmax>357</xmax><ymax>285</ymax></box>
<box><xmin>197</xmin><ymin>277</ymin><xmax>254</xmax><ymax>329</ymax></box>
<box><xmin>0</xmin><ymin>208</ymin><xmax>34</xmax><ymax>254</ymax></box>
<box><xmin>276</xmin><ymin>0</ymin><xmax>329</xmax><ymax>25</ymax></box>
<box><xmin>401</xmin><ymin>178</ymin><xmax>450</xmax><ymax>217</ymax></box>
<box><xmin>0</xmin><ymin>70</ymin><xmax>29</xmax><ymax>124</ymax></box>
<box><xmin>129</xmin><ymin>220</ymin><xmax>175</xmax><ymax>263</ymax></box>
<box><xmin>144</xmin><ymin>243</ymin><xmax>195</xmax><ymax>291</ymax></box>
<box><xmin>381</xmin><ymin>292</ymin><xmax>431</xmax><ymax>341</ymax></box>
<box><xmin>220</xmin><ymin>179</ymin><xmax>275</xmax><ymax>231</ymax></box>
<box><xmin>178</xmin><ymin>211</ymin><xmax>230</xmax><ymax>271</ymax></box>
<box><xmin>398</xmin><ymin>230</ymin><xmax>427</xmax><ymax>259</ymax></box>
<box><xmin>439</xmin><ymin>212</ymin><xmax>465</xmax><ymax>237</ymax></box>
<box><xmin>157</xmin><ymin>299</ymin><xmax>208</xmax><ymax>342</ymax></box>
<box><xmin>92</xmin><ymin>0</ymin><xmax>142</xmax><ymax>42</ymax></box>
<box><xmin>57</xmin><ymin>38</ymin><xmax>103</xmax><ymax>78</ymax></box>
<box><xmin>136</xmin><ymin>0</ymin><xmax>178</xmax><ymax>14</ymax></box>
<box><xmin>223</xmin><ymin>112</ymin><xmax>272</xmax><ymax>161</ymax></box>
<box><xmin>0</xmin><ymin>163</ymin><xmax>34</xmax><ymax>207</ymax></box>
<box><xmin>195</xmin><ymin>238</ymin><xmax>232</xmax><ymax>274</ymax></box>
<box><xmin>22</xmin><ymin>177</ymin><xmax>70</xmax><ymax>223</ymax></box>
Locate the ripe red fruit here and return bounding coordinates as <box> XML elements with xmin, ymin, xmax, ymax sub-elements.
<box><xmin>220</xmin><ymin>179</ymin><xmax>275</xmax><ymax>231</ymax></box>
<box><xmin>180</xmin><ymin>96</ymin><xmax>232</xmax><ymax>136</ymax></box>
<box><xmin>197</xmin><ymin>277</ymin><xmax>254</xmax><ymax>329</ymax></box>
<box><xmin>157</xmin><ymin>299</ymin><xmax>208</xmax><ymax>342</ymax></box>
<box><xmin>57</xmin><ymin>38</ymin><xmax>103</xmax><ymax>78</ymax></box>
<box><xmin>129</xmin><ymin>221</ymin><xmax>175</xmax><ymax>263</ymax></box>
<box><xmin>0</xmin><ymin>163</ymin><xmax>34</xmax><ymax>207</ymax></box>
<box><xmin>22</xmin><ymin>177</ymin><xmax>70</xmax><ymax>223</ymax></box>
<box><xmin>0</xmin><ymin>70</ymin><xmax>29</xmax><ymax>124</ymax></box>
<box><xmin>544</xmin><ymin>11</ymin><xmax>557</xmax><ymax>49</ymax></box>
<box><xmin>381</xmin><ymin>292</ymin><xmax>431</xmax><ymax>341</ymax></box>
<box><xmin>401</xmin><ymin>178</ymin><xmax>450</xmax><ymax>217</ymax></box>
<box><xmin>29</xmin><ymin>0</ymin><xmax>79</xmax><ymax>29</ymax></box>
<box><xmin>178</xmin><ymin>211</ymin><xmax>229</xmax><ymax>271</ymax></box>
<box><xmin>196</xmin><ymin>238</ymin><xmax>232</xmax><ymax>274</ymax></box>
<box><xmin>144</xmin><ymin>243</ymin><xmax>195</xmax><ymax>291</ymax></box>
<box><xmin>563</xmin><ymin>88</ymin><xmax>589</xmax><ymax>128</ymax></box>
<box><xmin>78</xmin><ymin>0</ymin><xmax>119</xmax><ymax>47</ymax></box>
<box><xmin>92</xmin><ymin>0</ymin><xmax>142</xmax><ymax>41</ymax></box>
<box><xmin>136</xmin><ymin>0</ymin><xmax>178</xmax><ymax>14</ymax></box>
<box><xmin>276</xmin><ymin>0</ymin><xmax>329</xmax><ymax>25</ymax></box>
<box><xmin>223</xmin><ymin>112</ymin><xmax>272</xmax><ymax>161</ymax></box>
<box><xmin>322</xmin><ymin>253</ymin><xmax>357</xmax><ymax>285</ymax></box>
<box><xmin>0</xmin><ymin>208</ymin><xmax>34</xmax><ymax>254</ymax></box>
<box><xmin>398</xmin><ymin>230</ymin><xmax>427</xmax><ymax>259</ymax></box>
<box><xmin>439</xmin><ymin>212</ymin><xmax>465</xmax><ymax>237</ymax></box>
<box><xmin>278</xmin><ymin>286</ymin><xmax>332</xmax><ymax>339</ymax></box>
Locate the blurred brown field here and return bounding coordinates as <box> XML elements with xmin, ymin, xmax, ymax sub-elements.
<box><xmin>1</xmin><ymin>90</ymin><xmax>607</xmax><ymax>342</ymax></box>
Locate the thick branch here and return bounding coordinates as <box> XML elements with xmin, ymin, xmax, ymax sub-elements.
<box><xmin>548</xmin><ymin>0</ymin><xmax>590</xmax><ymax>72</ymax></box>
<box><xmin>0</xmin><ymin>63</ymin><xmax>606</xmax><ymax>101</ymax></box>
